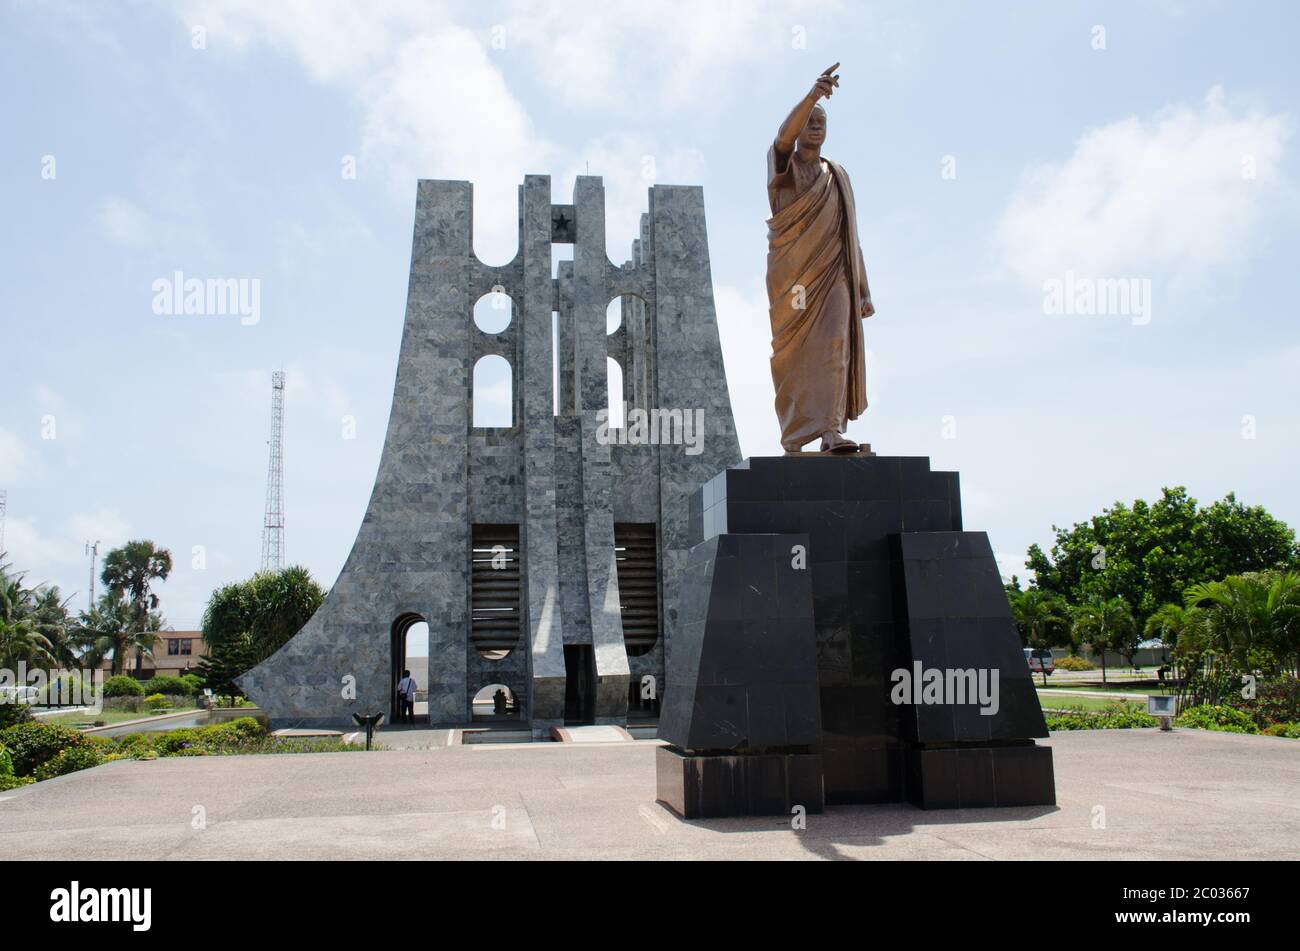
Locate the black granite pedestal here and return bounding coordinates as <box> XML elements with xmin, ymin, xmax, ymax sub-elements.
<box><xmin>656</xmin><ymin>533</ymin><xmax>825</xmax><ymax>818</ymax></box>
<box><xmin>658</xmin><ymin>455</ymin><xmax>1055</xmax><ymax>815</ymax></box>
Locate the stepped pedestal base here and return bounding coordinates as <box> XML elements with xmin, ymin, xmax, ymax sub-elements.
<box><xmin>907</xmin><ymin>743</ymin><xmax>1056</xmax><ymax>809</ymax></box>
<box><xmin>656</xmin><ymin>746</ymin><xmax>825</xmax><ymax>819</ymax></box>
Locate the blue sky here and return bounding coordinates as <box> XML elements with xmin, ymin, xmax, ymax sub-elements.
<box><xmin>2</xmin><ymin>0</ymin><xmax>1297</xmax><ymax>632</ymax></box>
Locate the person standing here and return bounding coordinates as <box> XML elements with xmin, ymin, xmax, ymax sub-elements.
<box><xmin>396</xmin><ymin>669</ymin><xmax>416</xmax><ymax>724</ymax></box>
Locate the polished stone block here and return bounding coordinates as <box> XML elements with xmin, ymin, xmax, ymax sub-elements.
<box><xmin>656</xmin><ymin>745</ymin><xmax>825</xmax><ymax>819</ymax></box>
<box><xmin>657</xmin><ymin>533</ymin><xmax>821</xmax><ymax>752</ymax></box>
<box><xmin>906</xmin><ymin>743</ymin><xmax>1056</xmax><ymax>809</ymax></box>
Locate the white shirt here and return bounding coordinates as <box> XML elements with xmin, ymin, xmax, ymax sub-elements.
<box><xmin>397</xmin><ymin>677</ymin><xmax>416</xmax><ymax>700</ymax></box>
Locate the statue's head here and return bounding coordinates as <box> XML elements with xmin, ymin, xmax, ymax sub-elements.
<box><xmin>800</xmin><ymin>104</ymin><xmax>827</xmax><ymax>149</ymax></box>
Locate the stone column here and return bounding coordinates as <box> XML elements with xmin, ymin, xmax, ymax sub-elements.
<box><xmin>520</xmin><ymin>175</ymin><xmax>567</xmax><ymax>727</ymax></box>
<box><xmin>573</xmin><ymin>175</ymin><xmax>630</xmax><ymax>722</ymax></box>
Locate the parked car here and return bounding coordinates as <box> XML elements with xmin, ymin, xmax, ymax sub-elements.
<box><xmin>1023</xmin><ymin>648</ymin><xmax>1054</xmax><ymax>676</ymax></box>
<box><xmin>0</xmin><ymin>685</ymin><xmax>41</xmax><ymax>705</ymax></box>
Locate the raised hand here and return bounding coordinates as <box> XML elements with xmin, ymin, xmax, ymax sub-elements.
<box><xmin>809</xmin><ymin>63</ymin><xmax>840</xmax><ymax>101</ymax></box>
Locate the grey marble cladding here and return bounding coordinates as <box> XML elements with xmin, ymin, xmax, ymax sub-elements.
<box><xmin>238</xmin><ymin>175</ymin><xmax>740</xmax><ymax>731</ymax></box>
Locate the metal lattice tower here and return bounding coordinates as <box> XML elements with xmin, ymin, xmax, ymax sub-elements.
<box><xmin>260</xmin><ymin>371</ymin><xmax>286</xmax><ymax>572</ymax></box>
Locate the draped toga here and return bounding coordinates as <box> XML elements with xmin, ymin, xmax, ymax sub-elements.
<box><xmin>766</xmin><ymin>143</ymin><xmax>873</xmax><ymax>451</ymax></box>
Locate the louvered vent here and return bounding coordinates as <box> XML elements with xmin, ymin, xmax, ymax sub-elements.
<box><xmin>471</xmin><ymin>525</ymin><xmax>521</xmax><ymax>652</ymax></box>
<box><xmin>614</xmin><ymin>523</ymin><xmax>659</xmax><ymax>656</ymax></box>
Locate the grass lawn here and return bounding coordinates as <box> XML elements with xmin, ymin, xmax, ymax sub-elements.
<box><xmin>1036</xmin><ymin>681</ymin><xmax>1162</xmax><ymax>693</ymax></box>
<box><xmin>1036</xmin><ymin>691</ymin><xmax>1149</xmax><ymax>713</ymax></box>
<box><xmin>38</xmin><ymin>705</ymin><xmax>200</xmax><ymax>728</ymax></box>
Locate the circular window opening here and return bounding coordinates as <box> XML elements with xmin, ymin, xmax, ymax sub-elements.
<box><xmin>606</xmin><ymin>296</ymin><xmax>622</xmax><ymax>335</ymax></box>
<box><xmin>474</xmin><ymin>288</ymin><xmax>512</xmax><ymax>334</ymax></box>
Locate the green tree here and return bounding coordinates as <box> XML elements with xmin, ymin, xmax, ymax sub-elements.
<box><xmin>1070</xmin><ymin>597</ymin><xmax>1137</xmax><ymax>684</ymax></box>
<box><xmin>1027</xmin><ymin>487</ymin><xmax>1298</xmax><ymax>630</ymax></box>
<box><xmin>1009</xmin><ymin>588</ymin><xmax>1070</xmax><ymax>685</ymax></box>
<box><xmin>198</xmin><ymin>566</ymin><xmax>325</xmax><ymax>699</ymax></box>
<box><xmin>195</xmin><ymin>635</ymin><xmax>259</xmax><ymax>706</ymax></box>
<box><xmin>100</xmin><ymin>541</ymin><xmax>172</xmax><ymax>676</ymax></box>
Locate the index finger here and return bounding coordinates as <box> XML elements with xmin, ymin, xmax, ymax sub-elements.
<box><xmin>822</xmin><ymin>62</ymin><xmax>840</xmax><ymax>76</ymax></box>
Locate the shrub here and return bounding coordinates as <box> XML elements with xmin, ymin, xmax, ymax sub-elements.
<box><xmin>0</xmin><ymin>774</ymin><xmax>34</xmax><ymax>791</ymax></box>
<box><xmin>0</xmin><ymin>742</ymin><xmax>12</xmax><ymax>777</ymax></box>
<box><xmin>102</xmin><ymin>676</ymin><xmax>145</xmax><ymax>698</ymax></box>
<box><xmin>1177</xmin><ymin>704</ymin><xmax>1259</xmax><ymax>734</ymax></box>
<box><xmin>180</xmin><ymin>673</ymin><xmax>203</xmax><ymax>693</ymax></box>
<box><xmin>227</xmin><ymin>716</ymin><xmax>265</xmax><ymax>739</ymax></box>
<box><xmin>1247</xmin><ymin>676</ymin><xmax>1300</xmax><ymax>729</ymax></box>
<box><xmin>142</xmin><ymin>676</ymin><xmax>193</xmax><ymax>697</ymax></box>
<box><xmin>151</xmin><ymin>729</ymin><xmax>204</xmax><ymax>756</ymax></box>
<box><xmin>1262</xmin><ymin>722</ymin><xmax>1300</xmax><ymax>739</ymax></box>
<box><xmin>104</xmin><ymin>696</ymin><xmax>144</xmax><ymax>713</ymax></box>
<box><xmin>144</xmin><ymin>693</ymin><xmax>170</xmax><ymax>711</ymax></box>
<box><xmin>0</xmin><ymin>701</ymin><xmax>33</xmax><ymax>730</ymax></box>
<box><xmin>34</xmin><ymin>744</ymin><xmax>103</xmax><ymax>781</ymax></box>
<box><xmin>1046</xmin><ymin>704</ymin><xmax>1158</xmax><ymax>731</ymax></box>
<box><xmin>0</xmin><ymin>722</ymin><xmax>86</xmax><ymax>776</ymax></box>
<box><xmin>1055</xmin><ymin>656</ymin><xmax>1095</xmax><ymax>671</ymax></box>
<box><xmin>114</xmin><ymin>733</ymin><xmax>153</xmax><ymax>756</ymax></box>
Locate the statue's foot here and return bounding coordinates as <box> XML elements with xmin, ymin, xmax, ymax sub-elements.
<box><xmin>819</xmin><ymin>431</ymin><xmax>859</xmax><ymax>454</ymax></box>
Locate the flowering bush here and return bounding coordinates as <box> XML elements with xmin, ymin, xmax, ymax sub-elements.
<box><xmin>1176</xmin><ymin>704</ymin><xmax>1259</xmax><ymax>734</ymax></box>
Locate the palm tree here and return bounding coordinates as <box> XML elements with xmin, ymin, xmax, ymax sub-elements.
<box><xmin>0</xmin><ymin>566</ymin><xmax>61</xmax><ymax>668</ymax></box>
<box><xmin>1071</xmin><ymin>596</ymin><xmax>1137</xmax><ymax>684</ymax></box>
<box><xmin>100</xmin><ymin>541</ymin><xmax>172</xmax><ymax>675</ymax></box>
<box><xmin>29</xmin><ymin>585</ymin><xmax>75</xmax><ymax>667</ymax></box>
<box><xmin>1010</xmin><ymin>588</ymin><xmax>1070</xmax><ymax>685</ymax></box>
<box><xmin>1144</xmin><ymin>602</ymin><xmax>1211</xmax><ymax>680</ymax></box>
<box><xmin>70</xmin><ymin>594</ymin><xmax>137</xmax><ymax>676</ymax></box>
<box><xmin>1183</xmin><ymin>571</ymin><xmax>1300</xmax><ymax>672</ymax></box>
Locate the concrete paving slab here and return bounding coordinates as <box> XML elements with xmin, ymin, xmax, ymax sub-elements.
<box><xmin>0</xmin><ymin>729</ymin><xmax>1296</xmax><ymax>860</ymax></box>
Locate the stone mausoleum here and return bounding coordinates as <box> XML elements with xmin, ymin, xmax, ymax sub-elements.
<box><xmin>239</xmin><ymin>175</ymin><xmax>741</xmax><ymax>734</ymax></box>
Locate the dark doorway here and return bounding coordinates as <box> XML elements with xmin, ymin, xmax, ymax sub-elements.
<box><xmin>390</xmin><ymin>613</ymin><xmax>426</xmax><ymax>725</ymax></box>
<box><xmin>563</xmin><ymin>644</ymin><xmax>596</xmax><ymax>725</ymax></box>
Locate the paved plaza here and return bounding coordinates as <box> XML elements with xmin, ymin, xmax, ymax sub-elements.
<box><xmin>1</xmin><ymin>730</ymin><xmax>1296</xmax><ymax>860</ymax></box>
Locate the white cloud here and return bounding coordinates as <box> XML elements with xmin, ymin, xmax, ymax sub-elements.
<box><xmin>98</xmin><ymin>196</ymin><xmax>154</xmax><ymax>247</ymax></box>
<box><xmin>995</xmin><ymin>87</ymin><xmax>1291</xmax><ymax>291</ymax></box>
<box><xmin>178</xmin><ymin>0</ymin><xmax>430</xmax><ymax>82</ymax></box>
<box><xmin>1</xmin><ymin>518</ymin><xmax>69</xmax><ymax>577</ymax></box>
<box><xmin>714</xmin><ymin>281</ymin><xmax>780</xmax><ymax>457</ymax></box>
<box><xmin>0</xmin><ymin>429</ymin><xmax>30</xmax><ymax>483</ymax></box>
<box><xmin>174</xmin><ymin>3</ymin><xmax>551</xmax><ymax>264</ymax></box>
<box><xmin>560</xmin><ymin>135</ymin><xmax>706</xmax><ymax>260</ymax></box>
<box><xmin>500</xmin><ymin>0</ymin><xmax>834</xmax><ymax>112</ymax></box>
<box><xmin>65</xmin><ymin>509</ymin><xmax>132</xmax><ymax>550</ymax></box>
<box><xmin>357</xmin><ymin>28</ymin><xmax>554</xmax><ymax>263</ymax></box>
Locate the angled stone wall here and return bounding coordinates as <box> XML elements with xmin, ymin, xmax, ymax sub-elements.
<box><xmin>240</xmin><ymin>175</ymin><xmax>739</xmax><ymax>732</ymax></box>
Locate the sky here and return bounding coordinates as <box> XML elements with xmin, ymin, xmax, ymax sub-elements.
<box><xmin>1</xmin><ymin>0</ymin><xmax>1297</xmax><ymax>634</ymax></box>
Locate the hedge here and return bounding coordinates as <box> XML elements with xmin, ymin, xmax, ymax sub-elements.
<box><xmin>0</xmin><ymin>722</ymin><xmax>86</xmax><ymax>776</ymax></box>
<box><xmin>102</xmin><ymin>675</ymin><xmax>146</xmax><ymax>698</ymax></box>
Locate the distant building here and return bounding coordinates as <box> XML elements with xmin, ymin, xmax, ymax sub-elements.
<box><xmin>96</xmin><ymin>631</ymin><xmax>208</xmax><ymax>679</ymax></box>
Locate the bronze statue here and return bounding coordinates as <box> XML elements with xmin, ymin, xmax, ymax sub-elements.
<box><xmin>766</xmin><ymin>63</ymin><xmax>874</xmax><ymax>454</ymax></box>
